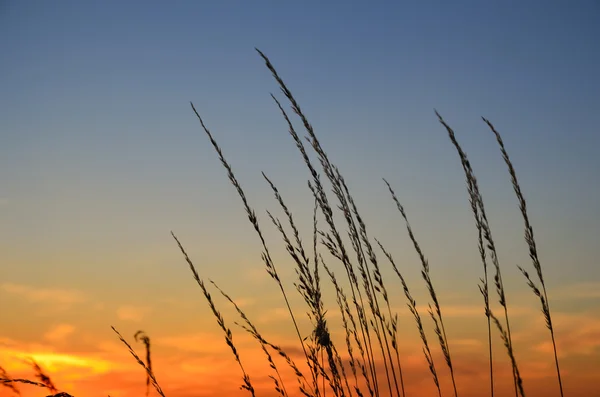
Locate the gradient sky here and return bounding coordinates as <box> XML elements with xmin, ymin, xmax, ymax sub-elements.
<box><xmin>1</xmin><ymin>1</ymin><xmax>599</xmax><ymax>397</ymax></box>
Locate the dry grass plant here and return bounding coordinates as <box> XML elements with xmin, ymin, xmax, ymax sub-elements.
<box><xmin>0</xmin><ymin>50</ymin><xmax>565</xmax><ymax>397</ymax></box>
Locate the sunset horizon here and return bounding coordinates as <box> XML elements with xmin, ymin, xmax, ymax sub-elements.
<box><xmin>1</xmin><ymin>2</ymin><xmax>599</xmax><ymax>397</ymax></box>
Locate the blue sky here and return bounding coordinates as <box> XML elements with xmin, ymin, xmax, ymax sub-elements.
<box><xmin>1</xmin><ymin>0</ymin><xmax>599</xmax><ymax>304</ymax></box>
<box><xmin>1</xmin><ymin>3</ymin><xmax>600</xmax><ymax>397</ymax></box>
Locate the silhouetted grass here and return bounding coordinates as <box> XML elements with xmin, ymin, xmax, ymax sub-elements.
<box><xmin>0</xmin><ymin>360</ymin><xmax>73</xmax><ymax>397</ymax></box>
<box><xmin>1</xmin><ymin>49</ymin><xmax>566</xmax><ymax>397</ymax></box>
<box><xmin>166</xmin><ymin>49</ymin><xmax>564</xmax><ymax>397</ymax></box>
<box><xmin>134</xmin><ymin>330</ymin><xmax>153</xmax><ymax>397</ymax></box>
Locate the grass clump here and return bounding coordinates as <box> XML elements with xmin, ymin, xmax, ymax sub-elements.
<box><xmin>1</xmin><ymin>49</ymin><xmax>565</xmax><ymax>397</ymax></box>
<box><xmin>168</xmin><ymin>49</ymin><xmax>564</xmax><ymax>397</ymax></box>
<box><xmin>0</xmin><ymin>360</ymin><xmax>74</xmax><ymax>397</ymax></box>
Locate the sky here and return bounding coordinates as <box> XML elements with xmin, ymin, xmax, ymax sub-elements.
<box><xmin>1</xmin><ymin>1</ymin><xmax>599</xmax><ymax>396</ymax></box>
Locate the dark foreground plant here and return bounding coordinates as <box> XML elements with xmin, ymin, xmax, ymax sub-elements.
<box><xmin>0</xmin><ymin>360</ymin><xmax>74</xmax><ymax>397</ymax></box>
<box><xmin>169</xmin><ymin>48</ymin><xmax>563</xmax><ymax>397</ymax></box>
<box><xmin>1</xmin><ymin>49</ymin><xmax>565</xmax><ymax>397</ymax></box>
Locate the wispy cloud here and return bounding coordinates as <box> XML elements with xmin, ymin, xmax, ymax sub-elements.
<box><xmin>451</xmin><ymin>338</ymin><xmax>484</xmax><ymax>349</ymax></box>
<box><xmin>231</xmin><ymin>297</ymin><xmax>256</xmax><ymax>308</ymax></box>
<box><xmin>0</xmin><ymin>283</ymin><xmax>86</xmax><ymax>309</ymax></box>
<box><xmin>0</xmin><ymin>336</ymin><xmax>113</xmax><ymax>375</ymax></box>
<box><xmin>533</xmin><ymin>312</ymin><xmax>600</xmax><ymax>357</ymax></box>
<box><xmin>116</xmin><ymin>305</ymin><xmax>152</xmax><ymax>322</ymax></box>
<box><xmin>552</xmin><ymin>282</ymin><xmax>600</xmax><ymax>301</ymax></box>
<box><xmin>242</xmin><ymin>266</ymin><xmax>271</xmax><ymax>284</ymax></box>
<box><xmin>6</xmin><ymin>350</ymin><xmax>113</xmax><ymax>375</ymax></box>
<box><xmin>43</xmin><ymin>324</ymin><xmax>75</xmax><ymax>343</ymax></box>
<box><xmin>155</xmin><ymin>332</ymin><xmax>251</xmax><ymax>355</ymax></box>
<box><xmin>393</xmin><ymin>303</ymin><xmax>533</xmax><ymax>318</ymax></box>
<box><xmin>256</xmin><ymin>307</ymin><xmax>293</xmax><ymax>324</ymax></box>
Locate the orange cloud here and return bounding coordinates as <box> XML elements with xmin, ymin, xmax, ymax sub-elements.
<box><xmin>43</xmin><ymin>324</ymin><xmax>75</xmax><ymax>343</ymax></box>
<box><xmin>231</xmin><ymin>296</ymin><xmax>257</xmax><ymax>308</ymax></box>
<box><xmin>256</xmin><ymin>307</ymin><xmax>293</xmax><ymax>324</ymax></box>
<box><xmin>552</xmin><ymin>282</ymin><xmax>600</xmax><ymax>301</ymax></box>
<box><xmin>116</xmin><ymin>305</ymin><xmax>152</xmax><ymax>322</ymax></box>
<box><xmin>532</xmin><ymin>311</ymin><xmax>600</xmax><ymax>357</ymax></box>
<box><xmin>391</xmin><ymin>303</ymin><xmax>534</xmax><ymax>318</ymax></box>
<box><xmin>0</xmin><ymin>339</ymin><xmax>113</xmax><ymax>376</ymax></box>
<box><xmin>1</xmin><ymin>283</ymin><xmax>86</xmax><ymax>308</ymax></box>
<box><xmin>155</xmin><ymin>332</ymin><xmax>239</xmax><ymax>355</ymax></box>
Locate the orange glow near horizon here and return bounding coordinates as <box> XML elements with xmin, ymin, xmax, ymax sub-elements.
<box><xmin>2</xmin><ymin>291</ymin><xmax>599</xmax><ymax>397</ymax></box>
<box><xmin>2</xmin><ymin>4</ymin><xmax>600</xmax><ymax>397</ymax></box>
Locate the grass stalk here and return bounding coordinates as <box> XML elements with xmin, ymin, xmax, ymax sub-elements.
<box><xmin>210</xmin><ymin>279</ymin><xmax>291</xmax><ymax>397</ymax></box>
<box><xmin>436</xmin><ymin>111</ymin><xmax>517</xmax><ymax>397</ymax></box>
<box><xmin>483</xmin><ymin>118</ymin><xmax>564</xmax><ymax>397</ymax></box>
<box><xmin>377</xmin><ymin>239</ymin><xmax>443</xmax><ymax>397</ymax></box>
<box><xmin>384</xmin><ymin>180</ymin><xmax>458</xmax><ymax>397</ymax></box>
<box><xmin>112</xmin><ymin>327</ymin><xmax>167</xmax><ymax>397</ymax></box>
<box><xmin>171</xmin><ymin>232</ymin><xmax>256</xmax><ymax>396</ymax></box>
<box><xmin>189</xmin><ymin>101</ymin><xmax>318</xmax><ymax>393</ymax></box>
<box><xmin>134</xmin><ymin>330</ymin><xmax>152</xmax><ymax>397</ymax></box>
<box><xmin>263</xmin><ymin>60</ymin><xmax>379</xmax><ymax>393</ymax></box>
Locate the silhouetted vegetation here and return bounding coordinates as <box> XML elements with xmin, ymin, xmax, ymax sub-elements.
<box><xmin>0</xmin><ymin>50</ymin><xmax>564</xmax><ymax>397</ymax></box>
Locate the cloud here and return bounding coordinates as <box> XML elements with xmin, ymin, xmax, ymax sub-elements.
<box><xmin>394</xmin><ymin>303</ymin><xmax>533</xmax><ymax>318</ymax></box>
<box><xmin>553</xmin><ymin>282</ymin><xmax>600</xmax><ymax>301</ymax></box>
<box><xmin>116</xmin><ymin>305</ymin><xmax>152</xmax><ymax>322</ymax></box>
<box><xmin>155</xmin><ymin>332</ymin><xmax>250</xmax><ymax>355</ymax></box>
<box><xmin>0</xmin><ymin>336</ymin><xmax>113</xmax><ymax>375</ymax></box>
<box><xmin>532</xmin><ymin>312</ymin><xmax>600</xmax><ymax>357</ymax></box>
<box><xmin>232</xmin><ymin>297</ymin><xmax>256</xmax><ymax>308</ymax></box>
<box><xmin>451</xmin><ymin>338</ymin><xmax>484</xmax><ymax>349</ymax></box>
<box><xmin>0</xmin><ymin>283</ymin><xmax>86</xmax><ymax>308</ymax></box>
<box><xmin>256</xmin><ymin>307</ymin><xmax>293</xmax><ymax>324</ymax></box>
<box><xmin>44</xmin><ymin>324</ymin><xmax>75</xmax><ymax>343</ymax></box>
<box><xmin>242</xmin><ymin>266</ymin><xmax>271</xmax><ymax>284</ymax></box>
<box><xmin>9</xmin><ymin>350</ymin><xmax>113</xmax><ymax>375</ymax></box>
